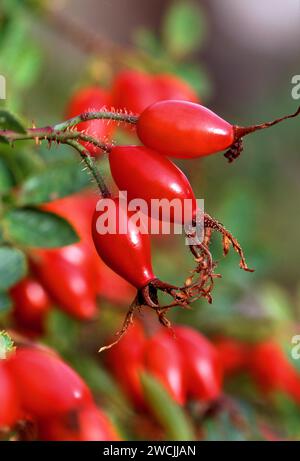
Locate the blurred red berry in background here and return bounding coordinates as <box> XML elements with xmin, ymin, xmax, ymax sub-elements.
<box><xmin>111</xmin><ymin>70</ymin><xmax>199</xmax><ymax>115</ymax></box>
<box><xmin>66</xmin><ymin>87</ymin><xmax>114</xmax><ymax>156</ymax></box>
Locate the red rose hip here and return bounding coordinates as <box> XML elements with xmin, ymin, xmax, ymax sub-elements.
<box><xmin>109</xmin><ymin>146</ymin><xmax>197</xmax><ymax>224</ymax></box>
<box><xmin>7</xmin><ymin>347</ymin><xmax>92</xmax><ymax>418</ymax></box>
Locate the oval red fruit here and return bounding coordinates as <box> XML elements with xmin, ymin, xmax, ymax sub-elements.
<box><xmin>109</xmin><ymin>146</ymin><xmax>197</xmax><ymax>225</ymax></box>
<box><xmin>173</xmin><ymin>326</ymin><xmax>223</xmax><ymax>401</ymax></box>
<box><xmin>92</xmin><ymin>197</ymin><xmax>155</xmax><ymax>289</ymax></box>
<box><xmin>248</xmin><ymin>341</ymin><xmax>300</xmax><ymax>403</ymax></box>
<box><xmin>0</xmin><ymin>361</ymin><xmax>21</xmax><ymax>428</ymax></box>
<box><xmin>111</xmin><ymin>71</ymin><xmax>198</xmax><ymax>115</ymax></box>
<box><xmin>214</xmin><ymin>337</ymin><xmax>250</xmax><ymax>377</ymax></box>
<box><xmin>144</xmin><ymin>330</ymin><xmax>186</xmax><ymax>405</ymax></box>
<box><xmin>7</xmin><ymin>347</ymin><xmax>92</xmax><ymax>418</ymax></box>
<box><xmin>32</xmin><ymin>250</ymin><xmax>97</xmax><ymax>320</ymax></box>
<box><xmin>10</xmin><ymin>277</ymin><xmax>51</xmax><ymax>334</ymax></box>
<box><xmin>106</xmin><ymin>322</ymin><xmax>146</xmax><ymax>407</ymax></box>
<box><xmin>137</xmin><ymin>100</ymin><xmax>234</xmax><ymax>158</ymax></box>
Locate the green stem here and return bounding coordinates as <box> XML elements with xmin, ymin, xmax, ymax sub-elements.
<box><xmin>54</xmin><ymin>110</ymin><xmax>138</xmax><ymax>131</ymax></box>
<box><xmin>65</xmin><ymin>140</ymin><xmax>111</xmax><ymax>198</ymax></box>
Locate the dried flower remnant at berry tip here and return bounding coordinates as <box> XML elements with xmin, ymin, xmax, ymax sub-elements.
<box><xmin>99</xmin><ymin>212</ymin><xmax>253</xmax><ymax>353</ymax></box>
<box><xmin>226</xmin><ymin>105</ymin><xmax>300</xmax><ymax>162</ymax></box>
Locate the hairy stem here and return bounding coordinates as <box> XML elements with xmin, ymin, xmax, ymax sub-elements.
<box><xmin>54</xmin><ymin>110</ymin><xmax>138</xmax><ymax>131</ymax></box>
<box><xmin>65</xmin><ymin>140</ymin><xmax>111</xmax><ymax>198</ymax></box>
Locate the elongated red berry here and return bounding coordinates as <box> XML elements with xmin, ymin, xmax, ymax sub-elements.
<box><xmin>10</xmin><ymin>277</ymin><xmax>51</xmax><ymax>334</ymax></box>
<box><xmin>144</xmin><ymin>330</ymin><xmax>186</xmax><ymax>405</ymax></box>
<box><xmin>248</xmin><ymin>341</ymin><xmax>300</xmax><ymax>403</ymax></box>
<box><xmin>0</xmin><ymin>361</ymin><xmax>21</xmax><ymax>428</ymax></box>
<box><xmin>173</xmin><ymin>326</ymin><xmax>223</xmax><ymax>401</ymax></box>
<box><xmin>32</xmin><ymin>249</ymin><xmax>97</xmax><ymax>320</ymax></box>
<box><xmin>137</xmin><ymin>100</ymin><xmax>234</xmax><ymax>158</ymax></box>
<box><xmin>137</xmin><ymin>100</ymin><xmax>300</xmax><ymax>161</ymax></box>
<box><xmin>7</xmin><ymin>347</ymin><xmax>92</xmax><ymax>418</ymax></box>
<box><xmin>44</xmin><ymin>194</ymin><xmax>134</xmax><ymax>305</ymax></box>
<box><xmin>111</xmin><ymin>71</ymin><xmax>198</xmax><ymax>115</ymax></box>
<box><xmin>92</xmin><ymin>197</ymin><xmax>155</xmax><ymax>289</ymax></box>
<box><xmin>106</xmin><ymin>322</ymin><xmax>146</xmax><ymax>407</ymax></box>
<box><xmin>214</xmin><ymin>337</ymin><xmax>250</xmax><ymax>376</ymax></box>
<box><xmin>109</xmin><ymin>146</ymin><xmax>197</xmax><ymax>224</ymax></box>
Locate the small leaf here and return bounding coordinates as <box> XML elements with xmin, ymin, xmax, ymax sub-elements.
<box><xmin>141</xmin><ymin>372</ymin><xmax>195</xmax><ymax>441</ymax></box>
<box><xmin>3</xmin><ymin>207</ymin><xmax>79</xmax><ymax>248</ymax></box>
<box><xmin>0</xmin><ymin>246</ymin><xmax>27</xmax><ymax>290</ymax></box>
<box><xmin>45</xmin><ymin>309</ymin><xmax>80</xmax><ymax>354</ymax></box>
<box><xmin>19</xmin><ymin>161</ymin><xmax>91</xmax><ymax>205</ymax></box>
<box><xmin>0</xmin><ymin>135</ymin><xmax>9</xmax><ymax>144</ymax></box>
<box><xmin>175</xmin><ymin>64</ymin><xmax>212</xmax><ymax>99</ymax></box>
<box><xmin>70</xmin><ymin>355</ymin><xmax>130</xmax><ymax>410</ymax></box>
<box><xmin>163</xmin><ymin>1</ymin><xmax>206</xmax><ymax>58</ymax></box>
<box><xmin>0</xmin><ymin>110</ymin><xmax>26</xmax><ymax>133</ymax></box>
<box><xmin>0</xmin><ymin>157</ymin><xmax>14</xmax><ymax>193</ymax></box>
<box><xmin>0</xmin><ymin>292</ymin><xmax>12</xmax><ymax>313</ymax></box>
<box><xmin>133</xmin><ymin>28</ymin><xmax>164</xmax><ymax>56</ymax></box>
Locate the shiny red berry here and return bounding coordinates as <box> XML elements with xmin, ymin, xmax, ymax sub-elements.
<box><xmin>10</xmin><ymin>277</ymin><xmax>51</xmax><ymax>334</ymax></box>
<box><xmin>249</xmin><ymin>341</ymin><xmax>300</xmax><ymax>403</ymax></box>
<box><xmin>144</xmin><ymin>329</ymin><xmax>186</xmax><ymax>405</ymax></box>
<box><xmin>109</xmin><ymin>146</ymin><xmax>197</xmax><ymax>224</ymax></box>
<box><xmin>0</xmin><ymin>361</ymin><xmax>21</xmax><ymax>428</ymax></box>
<box><xmin>7</xmin><ymin>347</ymin><xmax>92</xmax><ymax>418</ymax></box>
<box><xmin>111</xmin><ymin>71</ymin><xmax>198</xmax><ymax>115</ymax></box>
<box><xmin>92</xmin><ymin>197</ymin><xmax>155</xmax><ymax>289</ymax></box>
<box><xmin>173</xmin><ymin>326</ymin><xmax>223</xmax><ymax>402</ymax></box>
<box><xmin>106</xmin><ymin>322</ymin><xmax>146</xmax><ymax>407</ymax></box>
<box><xmin>137</xmin><ymin>100</ymin><xmax>234</xmax><ymax>158</ymax></box>
<box><xmin>32</xmin><ymin>249</ymin><xmax>97</xmax><ymax>320</ymax></box>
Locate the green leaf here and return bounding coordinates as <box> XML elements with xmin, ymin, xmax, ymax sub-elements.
<box><xmin>175</xmin><ymin>64</ymin><xmax>212</xmax><ymax>99</ymax></box>
<box><xmin>70</xmin><ymin>355</ymin><xmax>131</xmax><ymax>410</ymax></box>
<box><xmin>0</xmin><ymin>110</ymin><xmax>26</xmax><ymax>133</ymax></box>
<box><xmin>0</xmin><ymin>292</ymin><xmax>12</xmax><ymax>313</ymax></box>
<box><xmin>3</xmin><ymin>207</ymin><xmax>79</xmax><ymax>248</ymax></box>
<box><xmin>163</xmin><ymin>1</ymin><xmax>206</xmax><ymax>58</ymax></box>
<box><xmin>19</xmin><ymin>161</ymin><xmax>91</xmax><ymax>205</ymax></box>
<box><xmin>45</xmin><ymin>309</ymin><xmax>80</xmax><ymax>354</ymax></box>
<box><xmin>13</xmin><ymin>45</ymin><xmax>41</xmax><ymax>90</ymax></box>
<box><xmin>133</xmin><ymin>28</ymin><xmax>164</xmax><ymax>56</ymax></box>
<box><xmin>0</xmin><ymin>246</ymin><xmax>27</xmax><ymax>290</ymax></box>
<box><xmin>0</xmin><ymin>157</ymin><xmax>14</xmax><ymax>193</ymax></box>
<box><xmin>141</xmin><ymin>372</ymin><xmax>195</xmax><ymax>440</ymax></box>
<box><xmin>0</xmin><ymin>135</ymin><xmax>9</xmax><ymax>144</ymax></box>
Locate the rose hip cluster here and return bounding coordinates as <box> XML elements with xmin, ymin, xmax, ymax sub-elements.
<box><xmin>215</xmin><ymin>338</ymin><xmax>300</xmax><ymax>404</ymax></box>
<box><xmin>65</xmin><ymin>70</ymin><xmax>267</xmax><ymax>342</ymax></box>
<box><xmin>0</xmin><ymin>341</ymin><xmax>118</xmax><ymax>441</ymax></box>
<box><xmin>106</xmin><ymin>323</ymin><xmax>223</xmax><ymax>409</ymax></box>
<box><xmin>10</xmin><ymin>193</ymin><xmax>134</xmax><ymax>336</ymax></box>
<box><xmin>60</xmin><ymin>69</ymin><xmax>300</xmax><ymax>347</ymax></box>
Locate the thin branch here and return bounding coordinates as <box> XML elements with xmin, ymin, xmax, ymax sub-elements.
<box><xmin>0</xmin><ymin>109</ymin><xmax>138</xmax><ymax>145</ymax></box>
<box><xmin>43</xmin><ymin>4</ymin><xmax>159</xmax><ymax>70</ymax></box>
<box><xmin>53</xmin><ymin>110</ymin><xmax>138</xmax><ymax>131</ymax></box>
<box><xmin>0</xmin><ymin>110</ymin><xmax>132</xmax><ymax>196</ymax></box>
<box><xmin>65</xmin><ymin>140</ymin><xmax>111</xmax><ymax>198</ymax></box>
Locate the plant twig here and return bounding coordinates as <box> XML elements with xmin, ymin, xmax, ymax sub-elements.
<box><xmin>65</xmin><ymin>140</ymin><xmax>111</xmax><ymax>198</ymax></box>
